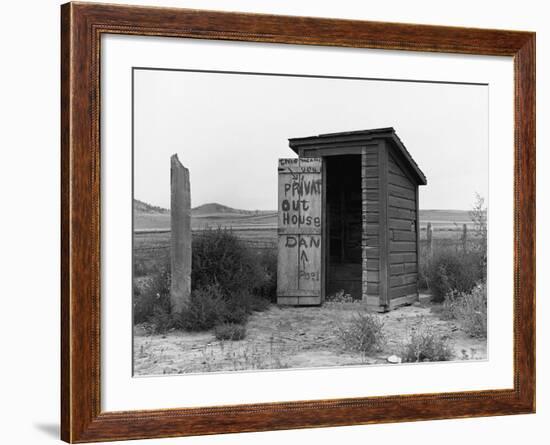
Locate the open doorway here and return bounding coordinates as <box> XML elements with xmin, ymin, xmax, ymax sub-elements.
<box><xmin>326</xmin><ymin>155</ymin><xmax>362</xmax><ymax>300</ymax></box>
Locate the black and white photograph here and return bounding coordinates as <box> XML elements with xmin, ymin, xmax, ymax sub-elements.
<box><xmin>2</xmin><ymin>0</ymin><xmax>544</xmax><ymax>443</ymax></box>
<box><xmin>132</xmin><ymin>68</ymin><xmax>488</xmax><ymax>376</ymax></box>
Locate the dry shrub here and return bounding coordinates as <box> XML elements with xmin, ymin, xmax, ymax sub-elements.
<box><xmin>192</xmin><ymin>228</ymin><xmax>265</xmax><ymax>296</ymax></box>
<box><xmin>444</xmin><ymin>282</ymin><xmax>487</xmax><ymax>338</ymax></box>
<box><xmin>174</xmin><ymin>284</ymin><xmax>228</xmax><ymax>331</ymax></box>
<box><xmin>424</xmin><ymin>248</ymin><xmax>484</xmax><ymax>302</ymax></box>
<box><xmin>192</xmin><ymin>228</ymin><xmax>272</xmax><ymax>314</ymax></box>
<box><xmin>137</xmin><ymin>229</ymin><xmax>273</xmax><ymax>334</ymax></box>
<box><xmin>338</xmin><ymin>311</ymin><xmax>386</xmax><ymax>355</ymax></box>
<box><xmin>401</xmin><ymin>321</ymin><xmax>454</xmax><ymax>362</ymax></box>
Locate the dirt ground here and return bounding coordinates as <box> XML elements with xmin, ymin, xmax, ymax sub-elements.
<box><xmin>133</xmin><ymin>298</ymin><xmax>487</xmax><ymax>376</ymax></box>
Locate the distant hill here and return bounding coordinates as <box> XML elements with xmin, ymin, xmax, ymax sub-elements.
<box><xmin>134</xmin><ymin>199</ymin><xmax>274</xmax><ymax>216</ymax></box>
<box><xmin>133</xmin><ymin>199</ymin><xmax>169</xmax><ymax>214</ymax></box>
<box><xmin>419</xmin><ymin>209</ymin><xmax>473</xmax><ymax>223</ymax></box>
<box><xmin>134</xmin><ymin>199</ymin><xmax>476</xmax><ymax>231</ymax></box>
<box><xmin>192</xmin><ymin>202</ymin><xmax>274</xmax><ymax>218</ymax></box>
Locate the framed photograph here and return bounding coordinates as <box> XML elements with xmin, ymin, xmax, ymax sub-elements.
<box><xmin>61</xmin><ymin>2</ymin><xmax>535</xmax><ymax>442</ymax></box>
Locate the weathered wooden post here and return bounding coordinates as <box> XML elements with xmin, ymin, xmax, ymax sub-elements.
<box><xmin>427</xmin><ymin>222</ymin><xmax>433</xmax><ymax>259</ymax></box>
<box><xmin>170</xmin><ymin>154</ymin><xmax>191</xmax><ymax>313</ymax></box>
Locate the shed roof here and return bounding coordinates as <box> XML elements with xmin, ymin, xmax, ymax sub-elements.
<box><xmin>288</xmin><ymin>127</ymin><xmax>427</xmax><ymax>185</ymax></box>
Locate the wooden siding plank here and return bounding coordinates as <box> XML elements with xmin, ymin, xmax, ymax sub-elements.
<box><xmin>364</xmin><ymin>153</ymin><xmax>378</xmax><ymax>162</ymax></box>
<box><xmin>389</xmin><ymin>219</ymin><xmax>414</xmax><ymax>230</ymax></box>
<box><xmin>366</xmin><ymin>247</ymin><xmax>380</xmax><ymax>258</ymax></box>
<box><xmin>388</xmin><ymin>162</ymin><xmax>407</xmax><ymax>177</ymax></box>
<box><xmin>390</xmin><ymin>253</ymin><xmax>417</xmax><ymax>263</ymax></box>
<box><xmin>391</xmin><ymin>263</ymin><xmax>418</xmax><ymax>275</ymax></box>
<box><xmin>389</xmin><ymin>184</ymin><xmax>416</xmax><ymax>200</ymax></box>
<box><xmin>389</xmin><ymin>150</ymin><xmax>420</xmax><ymax>187</ymax></box>
<box><xmin>321</xmin><ymin>158</ymin><xmax>327</xmax><ymax>303</ymax></box>
<box><xmin>378</xmin><ymin>141</ymin><xmax>389</xmax><ymax>308</ymax></box>
<box><xmin>389</xmin><ymin>207</ymin><xmax>415</xmax><ymax>220</ymax></box>
<box><xmin>364</xmin><ymin>236</ymin><xmax>379</xmax><ymax>246</ymax></box>
<box><xmin>389</xmin><ymin>196</ymin><xmax>416</xmax><ymax>210</ymax></box>
<box><xmin>390</xmin><ymin>283</ymin><xmax>418</xmax><ymax>298</ymax></box>
<box><xmin>366</xmin><ymin>212</ymin><xmax>380</xmax><ymax>223</ymax></box>
<box><xmin>364</xmin><ymin>223</ymin><xmax>379</xmax><ymax>235</ymax></box>
<box><xmin>364</xmin><ymin>178</ymin><xmax>379</xmax><ymax>189</ymax></box>
<box><xmin>388</xmin><ymin>172</ymin><xmax>415</xmax><ymax>190</ymax></box>
<box><xmin>366</xmin><ymin>261</ymin><xmax>380</xmax><ymax>271</ymax></box>
<box><xmin>390</xmin><ymin>273</ymin><xmax>418</xmax><ymax>287</ymax></box>
<box><xmin>364</xmin><ymin>167</ymin><xmax>378</xmax><ymax>177</ymax></box>
<box><xmin>390</xmin><ymin>264</ymin><xmax>404</xmax><ymax>275</ymax></box>
<box><xmin>391</xmin><ymin>230</ymin><xmax>416</xmax><ymax>241</ymax></box>
<box><xmin>367</xmin><ymin>283</ymin><xmax>379</xmax><ymax>294</ymax></box>
<box><xmin>415</xmin><ymin>186</ymin><xmax>420</xmax><ymax>303</ymax></box>
<box><xmin>390</xmin><ymin>241</ymin><xmax>417</xmax><ymax>252</ymax></box>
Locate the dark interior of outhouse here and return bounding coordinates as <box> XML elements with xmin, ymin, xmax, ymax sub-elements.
<box><xmin>326</xmin><ymin>155</ymin><xmax>362</xmax><ymax>300</ymax></box>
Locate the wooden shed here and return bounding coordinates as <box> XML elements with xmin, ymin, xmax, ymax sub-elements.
<box><xmin>276</xmin><ymin>127</ymin><xmax>427</xmax><ymax>312</ymax></box>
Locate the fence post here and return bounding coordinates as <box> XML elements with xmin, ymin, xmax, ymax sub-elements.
<box><xmin>462</xmin><ymin>223</ymin><xmax>468</xmax><ymax>251</ymax></box>
<box><xmin>427</xmin><ymin>222</ymin><xmax>433</xmax><ymax>259</ymax></box>
<box><xmin>170</xmin><ymin>154</ymin><xmax>192</xmax><ymax>313</ymax></box>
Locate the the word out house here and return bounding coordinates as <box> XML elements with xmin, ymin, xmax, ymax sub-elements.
<box><xmin>277</xmin><ymin>128</ymin><xmax>427</xmax><ymax>312</ymax></box>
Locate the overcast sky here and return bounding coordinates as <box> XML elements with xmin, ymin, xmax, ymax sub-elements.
<box><xmin>134</xmin><ymin>69</ymin><xmax>488</xmax><ymax>211</ymax></box>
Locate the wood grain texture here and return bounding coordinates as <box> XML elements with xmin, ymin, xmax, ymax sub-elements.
<box><xmin>61</xmin><ymin>2</ymin><xmax>536</xmax><ymax>442</ymax></box>
<box><xmin>378</xmin><ymin>141</ymin><xmax>390</xmax><ymax>308</ymax></box>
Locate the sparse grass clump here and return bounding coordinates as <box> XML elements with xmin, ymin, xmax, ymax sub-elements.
<box><xmin>444</xmin><ymin>282</ymin><xmax>487</xmax><ymax>338</ymax></box>
<box><xmin>401</xmin><ymin>322</ymin><xmax>454</xmax><ymax>362</ymax></box>
<box><xmin>338</xmin><ymin>311</ymin><xmax>386</xmax><ymax>356</ymax></box>
<box><xmin>214</xmin><ymin>323</ymin><xmax>247</xmax><ymax>341</ymax></box>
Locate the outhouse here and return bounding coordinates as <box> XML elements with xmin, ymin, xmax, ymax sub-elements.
<box><xmin>276</xmin><ymin>127</ymin><xmax>427</xmax><ymax>312</ymax></box>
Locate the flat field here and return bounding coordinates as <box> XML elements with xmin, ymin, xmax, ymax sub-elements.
<box><xmin>133</xmin><ymin>204</ymin><xmax>477</xmax><ymax>273</ymax></box>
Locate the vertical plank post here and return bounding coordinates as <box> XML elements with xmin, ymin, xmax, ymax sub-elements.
<box><xmin>170</xmin><ymin>154</ymin><xmax>192</xmax><ymax>313</ymax></box>
<box><xmin>361</xmin><ymin>147</ymin><xmax>368</xmax><ymax>301</ymax></box>
<box><xmin>321</xmin><ymin>158</ymin><xmax>327</xmax><ymax>303</ymax></box>
<box><xmin>378</xmin><ymin>141</ymin><xmax>389</xmax><ymax>309</ymax></box>
<box><xmin>415</xmin><ymin>187</ymin><xmax>420</xmax><ymax>300</ymax></box>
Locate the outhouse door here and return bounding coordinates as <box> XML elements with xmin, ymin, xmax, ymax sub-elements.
<box><xmin>276</xmin><ymin>158</ymin><xmax>324</xmax><ymax>305</ymax></box>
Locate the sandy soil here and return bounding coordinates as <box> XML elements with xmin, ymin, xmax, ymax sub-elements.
<box><xmin>133</xmin><ymin>299</ymin><xmax>487</xmax><ymax>376</ymax></box>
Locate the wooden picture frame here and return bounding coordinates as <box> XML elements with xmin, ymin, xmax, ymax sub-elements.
<box><xmin>61</xmin><ymin>2</ymin><xmax>535</xmax><ymax>442</ymax></box>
